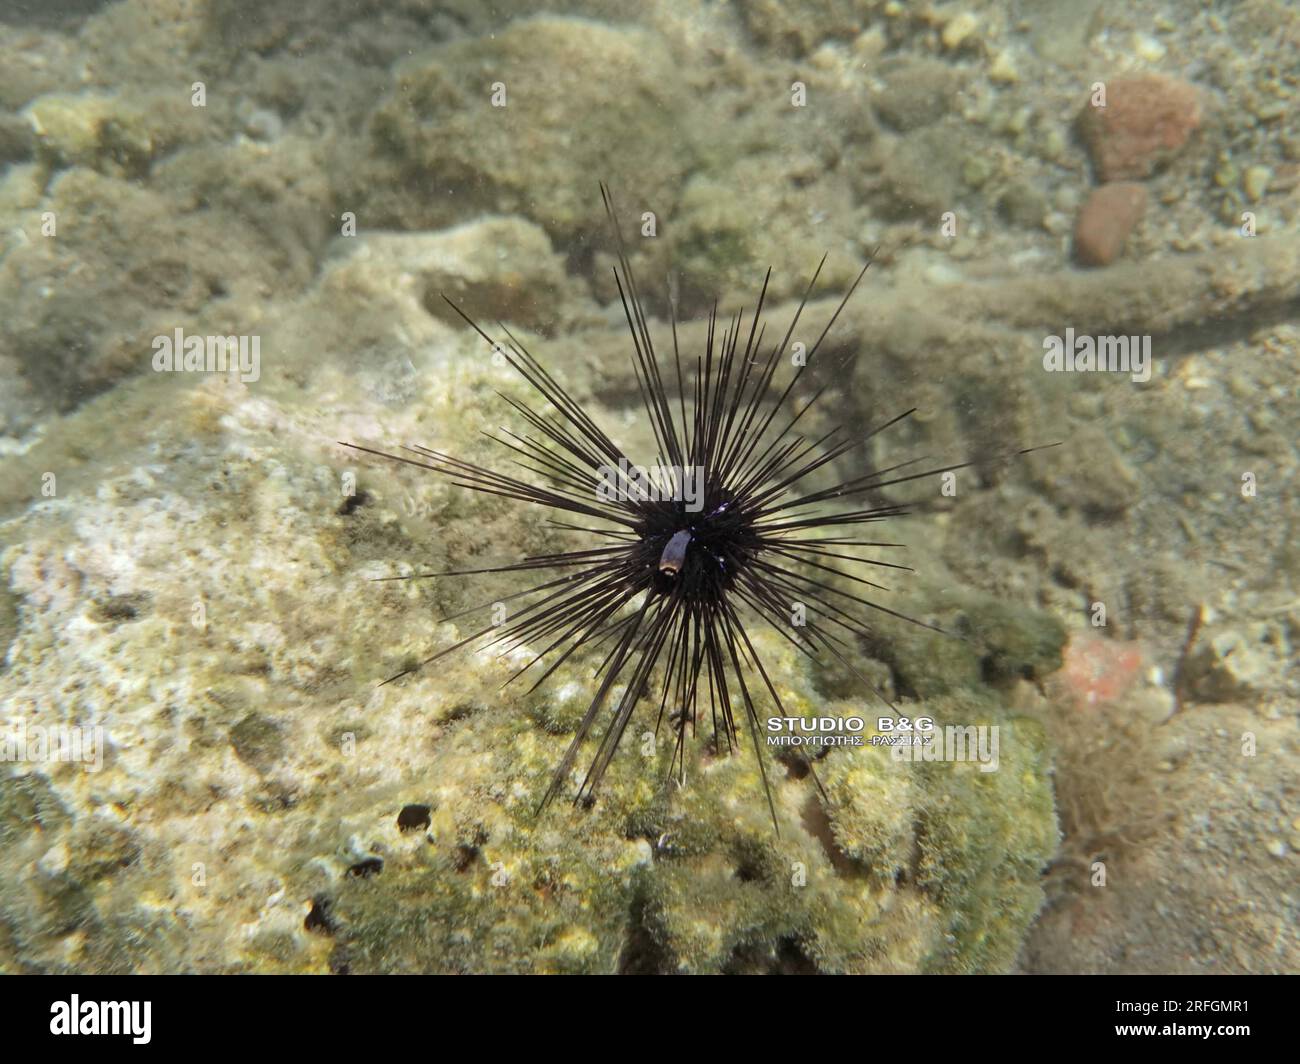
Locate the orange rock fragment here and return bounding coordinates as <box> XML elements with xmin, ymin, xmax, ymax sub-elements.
<box><xmin>1074</xmin><ymin>182</ymin><xmax>1148</xmax><ymax>266</ymax></box>
<box><xmin>1056</xmin><ymin>634</ymin><xmax>1144</xmax><ymax>708</ymax></box>
<box><xmin>1078</xmin><ymin>75</ymin><xmax>1201</xmax><ymax>182</ymax></box>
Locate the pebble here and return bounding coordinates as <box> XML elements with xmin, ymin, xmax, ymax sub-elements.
<box><xmin>241</xmin><ymin>107</ymin><xmax>284</xmax><ymax>142</ymax></box>
<box><xmin>1077</xmin><ymin>75</ymin><xmax>1202</xmax><ymax>182</ymax></box>
<box><xmin>1074</xmin><ymin>182</ymin><xmax>1148</xmax><ymax>266</ymax></box>
<box><xmin>1242</xmin><ymin>165</ymin><xmax>1271</xmax><ymax>202</ymax></box>
<box><xmin>1041</xmin><ymin>127</ymin><xmax>1067</xmax><ymax>161</ymax></box>
<box><xmin>941</xmin><ymin>13</ymin><xmax>979</xmax><ymax>50</ymax></box>
<box><xmin>1133</xmin><ymin>33</ymin><xmax>1167</xmax><ymax>62</ymax></box>
<box><xmin>873</xmin><ymin>57</ymin><xmax>967</xmax><ymax>131</ymax></box>
<box><xmin>1054</xmin><ymin>185</ymin><xmax>1082</xmax><ymax>212</ymax></box>
<box><xmin>853</xmin><ymin>28</ymin><xmax>887</xmax><ymax>60</ymax></box>
<box><xmin>998</xmin><ymin>180</ymin><xmax>1049</xmax><ymax>229</ymax></box>
<box><xmin>988</xmin><ymin>50</ymin><xmax>1019</xmax><ymax>84</ymax></box>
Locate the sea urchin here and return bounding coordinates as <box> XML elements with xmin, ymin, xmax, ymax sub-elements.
<box><xmin>343</xmin><ymin>186</ymin><xmax>1034</xmax><ymax>829</ymax></box>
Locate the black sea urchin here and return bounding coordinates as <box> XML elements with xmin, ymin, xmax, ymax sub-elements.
<box><xmin>343</xmin><ymin>186</ymin><xmax>1035</xmax><ymax>828</ymax></box>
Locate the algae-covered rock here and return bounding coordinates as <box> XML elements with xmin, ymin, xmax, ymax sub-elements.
<box><xmin>882</xmin><ymin>596</ymin><xmax>1067</xmax><ymax>700</ymax></box>
<box><xmin>323</xmin><ymin>697</ymin><xmax>655</xmax><ymax>975</ymax></box>
<box><xmin>362</xmin><ymin>15</ymin><xmax>691</xmax><ymax>244</ymax></box>
<box><xmin>872</xmin><ymin>118</ymin><xmax>991</xmax><ymax>220</ymax></box>
<box><xmin>328</xmin><ymin>655</ymin><xmax>1057</xmax><ymax>975</ymax></box>
<box><xmin>737</xmin><ymin>0</ymin><xmax>886</xmax><ymax>57</ymax></box>
<box><xmin>0</xmin><ymin>144</ymin><xmax>331</xmax><ymax>411</ymax></box>
<box><xmin>25</xmin><ymin>89</ymin><xmax>207</xmax><ymax>176</ymax></box>
<box><xmin>669</xmin><ymin>159</ymin><xmax>864</xmax><ymax>314</ymax></box>
<box><xmin>0</xmin><ymin>285</ymin><xmax>1058</xmax><ymax>972</ymax></box>
<box><xmin>326</xmin><ymin>217</ymin><xmax>579</xmax><ymax>335</ymax></box>
<box><xmin>873</xmin><ymin>56</ymin><xmax>969</xmax><ymax>133</ymax></box>
<box><xmin>906</xmin><ymin>695</ymin><xmax>1058</xmax><ymax>973</ymax></box>
<box><xmin>962</xmin><ymin>600</ymin><xmax>1068</xmax><ymax>684</ymax></box>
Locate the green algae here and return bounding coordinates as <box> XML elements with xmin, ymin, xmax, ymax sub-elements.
<box><xmin>884</xmin><ymin>597</ymin><xmax>1067</xmax><ymax>700</ymax></box>
<box><xmin>324</xmin><ymin>635</ymin><xmax>1058</xmax><ymax>974</ymax></box>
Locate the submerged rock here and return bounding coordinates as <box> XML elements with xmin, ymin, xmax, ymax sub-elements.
<box><xmin>361</xmin><ymin>15</ymin><xmax>691</xmax><ymax>245</ymax></box>
<box><xmin>0</xmin><ymin>278</ymin><xmax>1059</xmax><ymax>972</ymax></box>
<box><xmin>1077</xmin><ymin>75</ymin><xmax>1202</xmax><ymax>183</ymax></box>
<box><xmin>327</xmin><ymin>216</ymin><xmax>577</xmax><ymax>335</ymax></box>
<box><xmin>1074</xmin><ymin>182</ymin><xmax>1148</xmax><ymax>267</ymax></box>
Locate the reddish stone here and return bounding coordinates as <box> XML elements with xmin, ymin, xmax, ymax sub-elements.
<box><xmin>1055</xmin><ymin>634</ymin><xmax>1144</xmax><ymax>709</ymax></box>
<box><xmin>1078</xmin><ymin>75</ymin><xmax>1201</xmax><ymax>182</ymax></box>
<box><xmin>1074</xmin><ymin>182</ymin><xmax>1148</xmax><ymax>267</ymax></box>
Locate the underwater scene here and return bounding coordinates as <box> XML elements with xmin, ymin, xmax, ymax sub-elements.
<box><xmin>0</xmin><ymin>0</ymin><xmax>1296</xmax><ymax>984</ymax></box>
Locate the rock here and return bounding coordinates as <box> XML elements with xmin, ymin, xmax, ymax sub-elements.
<box><xmin>0</xmin><ymin>268</ymin><xmax>1060</xmax><ymax>973</ymax></box>
<box><xmin>736</xmin><ymin>0</ymin><xmax>879</xmax><ymax>57</ymax></box>
<box><xmin>668</xmin><ymin>159</ymin><xmax>861</xmax><ymax>314</ymax></box>
<box><xmin>940</xmin><ymin>12</ymin><xmax>980</xmax><ymax>51</ymax></box>
<box><xmin>24</xmin><ymin>90</ymin><xmax>205</xmax><ymax>177</ymax></box>
<box><xmin>1033</xmin><ymin>423</ymin><xmax>1141</xmax><ymax>518</ymax></box>
<box><xmin>0</xmin><ymin>112</ymin><xmax>35</xmax><ymax>163</ymax></box>
<box><xmin>79</xmin><ymin>0</ymin><xmax>229</xmax><ymax>90</ymax></box>
<box><xmin>998</xmin><ymin>180</ymin><xmax>1050</xmax><ymax>229</ymax></box>
<box><xmin>887</xmin><ymin>598</ymin><xmax>1067</xmax><ymax>700</ymax></box>
<box><xmin>1184</xmin><ymin>622</ymin><xmax>1290</xmax><ymax>703</ymax></box>
<box><xmin>0</xmin><ymin>28</ymin><xmax>84</xmax><ymax>110</ymax></box>
<box><xmin>988</xmin><ymin>50</ymin><xmax>1019</xmax><ymax>84</ymax></box>
<box><xmin>0</xmin><ymin>162</ymin><xmax>321</xmax><ymax>411</ymax></box>
<box><xmin>324</xmin><ymin>217</ymin><xmax>575</xmax><ymax>335</ymax></box>
<box><xmin>1242</xmin><ymin>165</ymin><xmax>1271</xmax><ymax>203</ymax></box>
<box><xmin>361</xmin><ymin>16</ymin><xmax>690</xmax><ymax>245</ymax></box>
<box><xmin>873</xmin><ymin>58</ymin><xmax>967</xmax><ymax>132</ymax></box>
<box><xmin>874</xmin><ymin>118</ymin><xmax>984</xmax><ymax>219</ymax></box>
<box><xmin>966</xmin><ymin>603</ymin><xmax>1068</xmax><ymax>685</ymax></box>
<box><xmin>1073</xmin><ymin>182</ymin><xmax>1147</xmax><ymax>266</ymax></box>
<box><xmin>1077</xmin><ymin>75</ymin><xmax>1201</xmax><ymax>182</ymax></box>
<box><xmin>1054</xmin><ymin>634</ymin><xmax>1144</xmax><ymax>709</ymax></box>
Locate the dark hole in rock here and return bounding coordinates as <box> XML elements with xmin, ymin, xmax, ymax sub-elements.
<box><xmin>444</xmin><ymin>702</ymin><xmax>478</xmax><ymax>722</ymax></box>
<box><xmin>304</xmin><ymin>896</ymin><xmax>335</xmax><ymax>935</ymax></box>
<box><xmin>337</xmin><ymin>489</ymin><xmax>370</xmax><ymax>516</ymax></box>
<box><xmin>90</xmin><ymin>592</ymin><xmax>151</xmax><ymax>624</ymax></box>
<box><xmin>397</xmin><ymin>804</ymin><xmax>431</xmax><ymax>832</ymax></box>
<box><xmin>346</xmin><ymin>857</ymin><xmax>383</xmax><ymax>878</ymax></box>
<box><xmin>774</xmin><ymin>748</ymin><xmax>810</xmax><ymax>779</ymax></box>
